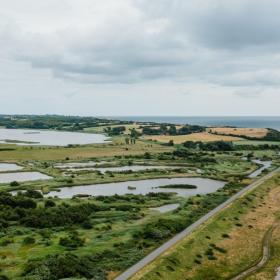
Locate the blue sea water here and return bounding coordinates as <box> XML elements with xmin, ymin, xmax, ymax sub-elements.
<box><xmin>108</xmin><ymin>116</ymin><xmax>280</xmax><ymax>131</ymax></box>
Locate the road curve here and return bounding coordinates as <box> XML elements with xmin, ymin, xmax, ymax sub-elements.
<box><xmin>115</xmin><ymin>167</ymin><xmax>280</xmax><ymax>280</ymax></box>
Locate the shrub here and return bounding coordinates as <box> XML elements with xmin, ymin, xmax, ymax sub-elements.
<box><xmin>22</xmin><ymin>236</ymin><xmax>35</xmax><ymax>245</ymax></box>
<box><xmin>23</xmin><ymin>253</ymin><xmax>106</xmax><ymax>280</ymax></box>
<box><xmin>45</xmin><ymin>200</ymin><xmax>56</xmax><ymax>208</ymax></box>
<box><xmin>82</xmin><ymin>220</ymin><xmax>92</xmax><ymax>229</ymax></box>
<box><xmin>25</xmin><ymin>190</ymin><xmax>43</xmax><ymax>199</ymax></box>
<box><xmin>59</xmin><ymin>232</ymin><xmax>85</xmax><ymax>249</ymax></box>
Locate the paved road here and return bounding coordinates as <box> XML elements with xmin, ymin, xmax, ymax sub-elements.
<box><xmin>115</xmin><ymin>167</ymin><xmax>280</xmax><ymax>280</ymax></box>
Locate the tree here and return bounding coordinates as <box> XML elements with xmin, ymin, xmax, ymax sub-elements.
<box><xmin>168</xmin><ymin>125</ymin><xmax>177</xmax><ymax>135</ymax></box>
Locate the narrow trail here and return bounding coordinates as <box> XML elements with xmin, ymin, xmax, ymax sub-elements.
<box><xmin>230</xmin><ymin>223</ymin><xmax>279</xmax><ymax>280</ymax></box>
<box><xmin>231</xmin><ymin>175</ymin><xmax>280</xmax><ymax>280</ymax></box>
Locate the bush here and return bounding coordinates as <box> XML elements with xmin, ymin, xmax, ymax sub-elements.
<box><xmin>82</xmin><ymin>220</ymin><xmax>92</xmax><ymax>229</ymax></box>
<box><xmin>25</xmin><ymin>190</ymin><xmax>43</xmax><ymax>199</ymax></box>
<box><xmin>59</xmin><ymin>231</ymin><xmax>85</xmax><ymax>249</ymax></box>
<box><xmin>10</xmin><ymin>181</ymin><xmax>19</xmax><ymax>187</ymax></box>
<box><xmin>23</xmin><ymin>253</ymin><xmax>106</xmax><ymax>280</ymax></box>
<box><xmin>45</xmin><ymin>200</ymin><xmax>56</xmax><ymax>208</ymax></box>
<box><xmin>0</xmin><ymin>238</ymin><xmax>13</xmax><ymax>246</ymax></box>
<box><xmin>22</xmin><ymin>236</ymin><xmax>35</xmax><ymax>245</ymax></box>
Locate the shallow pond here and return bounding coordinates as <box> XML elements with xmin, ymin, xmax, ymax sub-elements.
<box><xmin>0</xmin><ymin>172</ymin><xmax>52</xmax><ymax>183</ymax></box>
<box><xmin>150</xmin><ymin>203</ymin><xmax>180</xmax><ymax>213</ymax></box>
<box><xmin>0</xmin><ymin>163</ymin><xmax>23</xmax><ymax>172</ymax></box>
<box><xmin>64</xmin><ymin>165</ymin><xmax>182</xmax><ymax>174</ymax></box>
<box><xmin>0</xmin><ymin>128</ymin><xmax>110</xmax><ymax>146</ymax></box>
<box><xmin>45</xmin><ymin>177</ymin><xmax>225</xmax><ymax>198</ymax></box>
<box><xmin>249</xmin><ymin>160</ymin><xmax>272</xmax><ymax>178</ymax></box>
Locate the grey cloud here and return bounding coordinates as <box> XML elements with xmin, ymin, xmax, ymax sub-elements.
<box><xmin>187</xmin><ymin>0</ymin><xmax>280</xmax><ymax>50</ymax></box>
<box><xmin>1</xmin><ymin>0</ymin><xmax>280</xmax><ymax>90</ymax></box>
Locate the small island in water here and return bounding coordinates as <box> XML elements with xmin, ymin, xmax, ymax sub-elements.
<box><xmin>158</xmin><ymin>184</ymin><xmax>197</xmax><ymax>189</ymax></box>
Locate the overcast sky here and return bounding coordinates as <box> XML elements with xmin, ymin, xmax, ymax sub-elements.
<box><xmin>0</xmin><ymin>0</ymin><xmax>279</xmax><ymax>116</ymax></box>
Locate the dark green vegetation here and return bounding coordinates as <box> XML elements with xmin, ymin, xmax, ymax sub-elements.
<box><xmin>142</xmin><ymin>124</ymin><xmax>204</xmax><ymax>136</ymax></box>
<box><xmin>158</xmin><ymin>184</ymin><xmax>197</xmax><ymax>189</ymax></box>
<box><xmin>0</xmin><ymin>115</ymin><xmax>129</xmax><ymax>131</ymax></box>
<box><xmin>0</xmin><ymin>115</ymin><xmax>279</xmax><ymax>280</ymax></box>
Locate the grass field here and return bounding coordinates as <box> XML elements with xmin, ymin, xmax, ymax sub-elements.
<box><xmin>131</xmin><ymin>172</ymin><xmax>280</xmax><ymax>280</ymax></box>
<box><xmin>0</xmin><ymin>138</ymin><xmax>172</xmax><ymax>161</ymax></box>
<box><xmin>144</xmin><ymin>132</ymin><xmax>243</xmax><ymax>144</ymax></box>
<box><xmin>234</xmin><ymin>140</ymin><xmax>280</xmax><ymax>146</ymax></box>
<box><xmin>207</xmin><ymin>127</ymin><xmax>268</xmax><ymax>138</ymax></box>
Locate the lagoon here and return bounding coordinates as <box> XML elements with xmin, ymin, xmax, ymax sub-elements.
<box><xmin>0</xmin><ymin>128</ymin><xmax>109</xmax><ymax>146</ymax></box>
<box><xmin>0</xmin><ymin>172</ymin><xmax>52</xmax><ymax>183</ymax></box>
<box><xmin>46</xmin><ymin>177</ymin><xmax>225</xmax><ymax>198</ymax></box>
<box><xmin>0</xmin><ymin>163</ymin><xmax>23</xmax><ymax>172</ymax></box>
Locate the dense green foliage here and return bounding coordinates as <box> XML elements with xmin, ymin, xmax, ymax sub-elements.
<box><xmin>23</xmin><ymin>253</ymin><xmax>106</xmax><ymax>280</ymax></box>
<box><xmin>183</xmin><ymin>141</ymin><xmax>234</xmax><ymax>151</ymax></box>
<box><xmin>158</xmin><ymin>184</ymin><xmax>197</xmax><ymax>189</ymax></box>
<box><xmin>0</xmin><ymin>115</ymin><xmax>129</xmax><ymax>131</ymax></box>
<box><xmin>104</xmin><ymin>126</ymin><xmax>126</xmax><ymax>136</ymax></box>
<box><xmin>142</xmin><ymin>124</ymin><xmax>205</xmax><ymax>136</ymax></box>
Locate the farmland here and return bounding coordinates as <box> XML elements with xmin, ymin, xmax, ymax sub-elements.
<box><xmin>208</xmin><ymin>127</ymin><xmax>268</xmax><ymax>138</ymax></box>
<box><xmin>144</xmin><ymin>132</ymin><xmax>243</xmax><ymax>144</ymax></box>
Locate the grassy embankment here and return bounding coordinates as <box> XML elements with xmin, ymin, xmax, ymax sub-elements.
<box><xmin>132</xmin><ymin>172</ymin><xmax>280</xmax><ymax>280</ymax></box>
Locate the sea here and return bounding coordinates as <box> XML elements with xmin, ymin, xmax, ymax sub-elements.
<box><xmin>108</xmin><ymin>116</ymin><xmax>280</xmax><ymax>131</ymax></box>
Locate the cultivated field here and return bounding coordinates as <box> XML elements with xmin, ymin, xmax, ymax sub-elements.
<box><xmin>208</xmin><ymin>127</ymin><xmax>268</xmax><ymax>138</ymax></box>
<box><xmin>144</xmin><ymin>132</ymin><xmax>243</xmax><ymax>144</ymax></box>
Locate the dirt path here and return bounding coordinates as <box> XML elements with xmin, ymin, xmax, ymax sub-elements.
<box><xmin>231</xmin><ymin>223</ymin><xmax>279</xmax><ymax>280</ymax></box>
<box><xmin>230</xmin><ymin>174</ymin><xmax>280</xmax><ymax>280</ymax></box>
